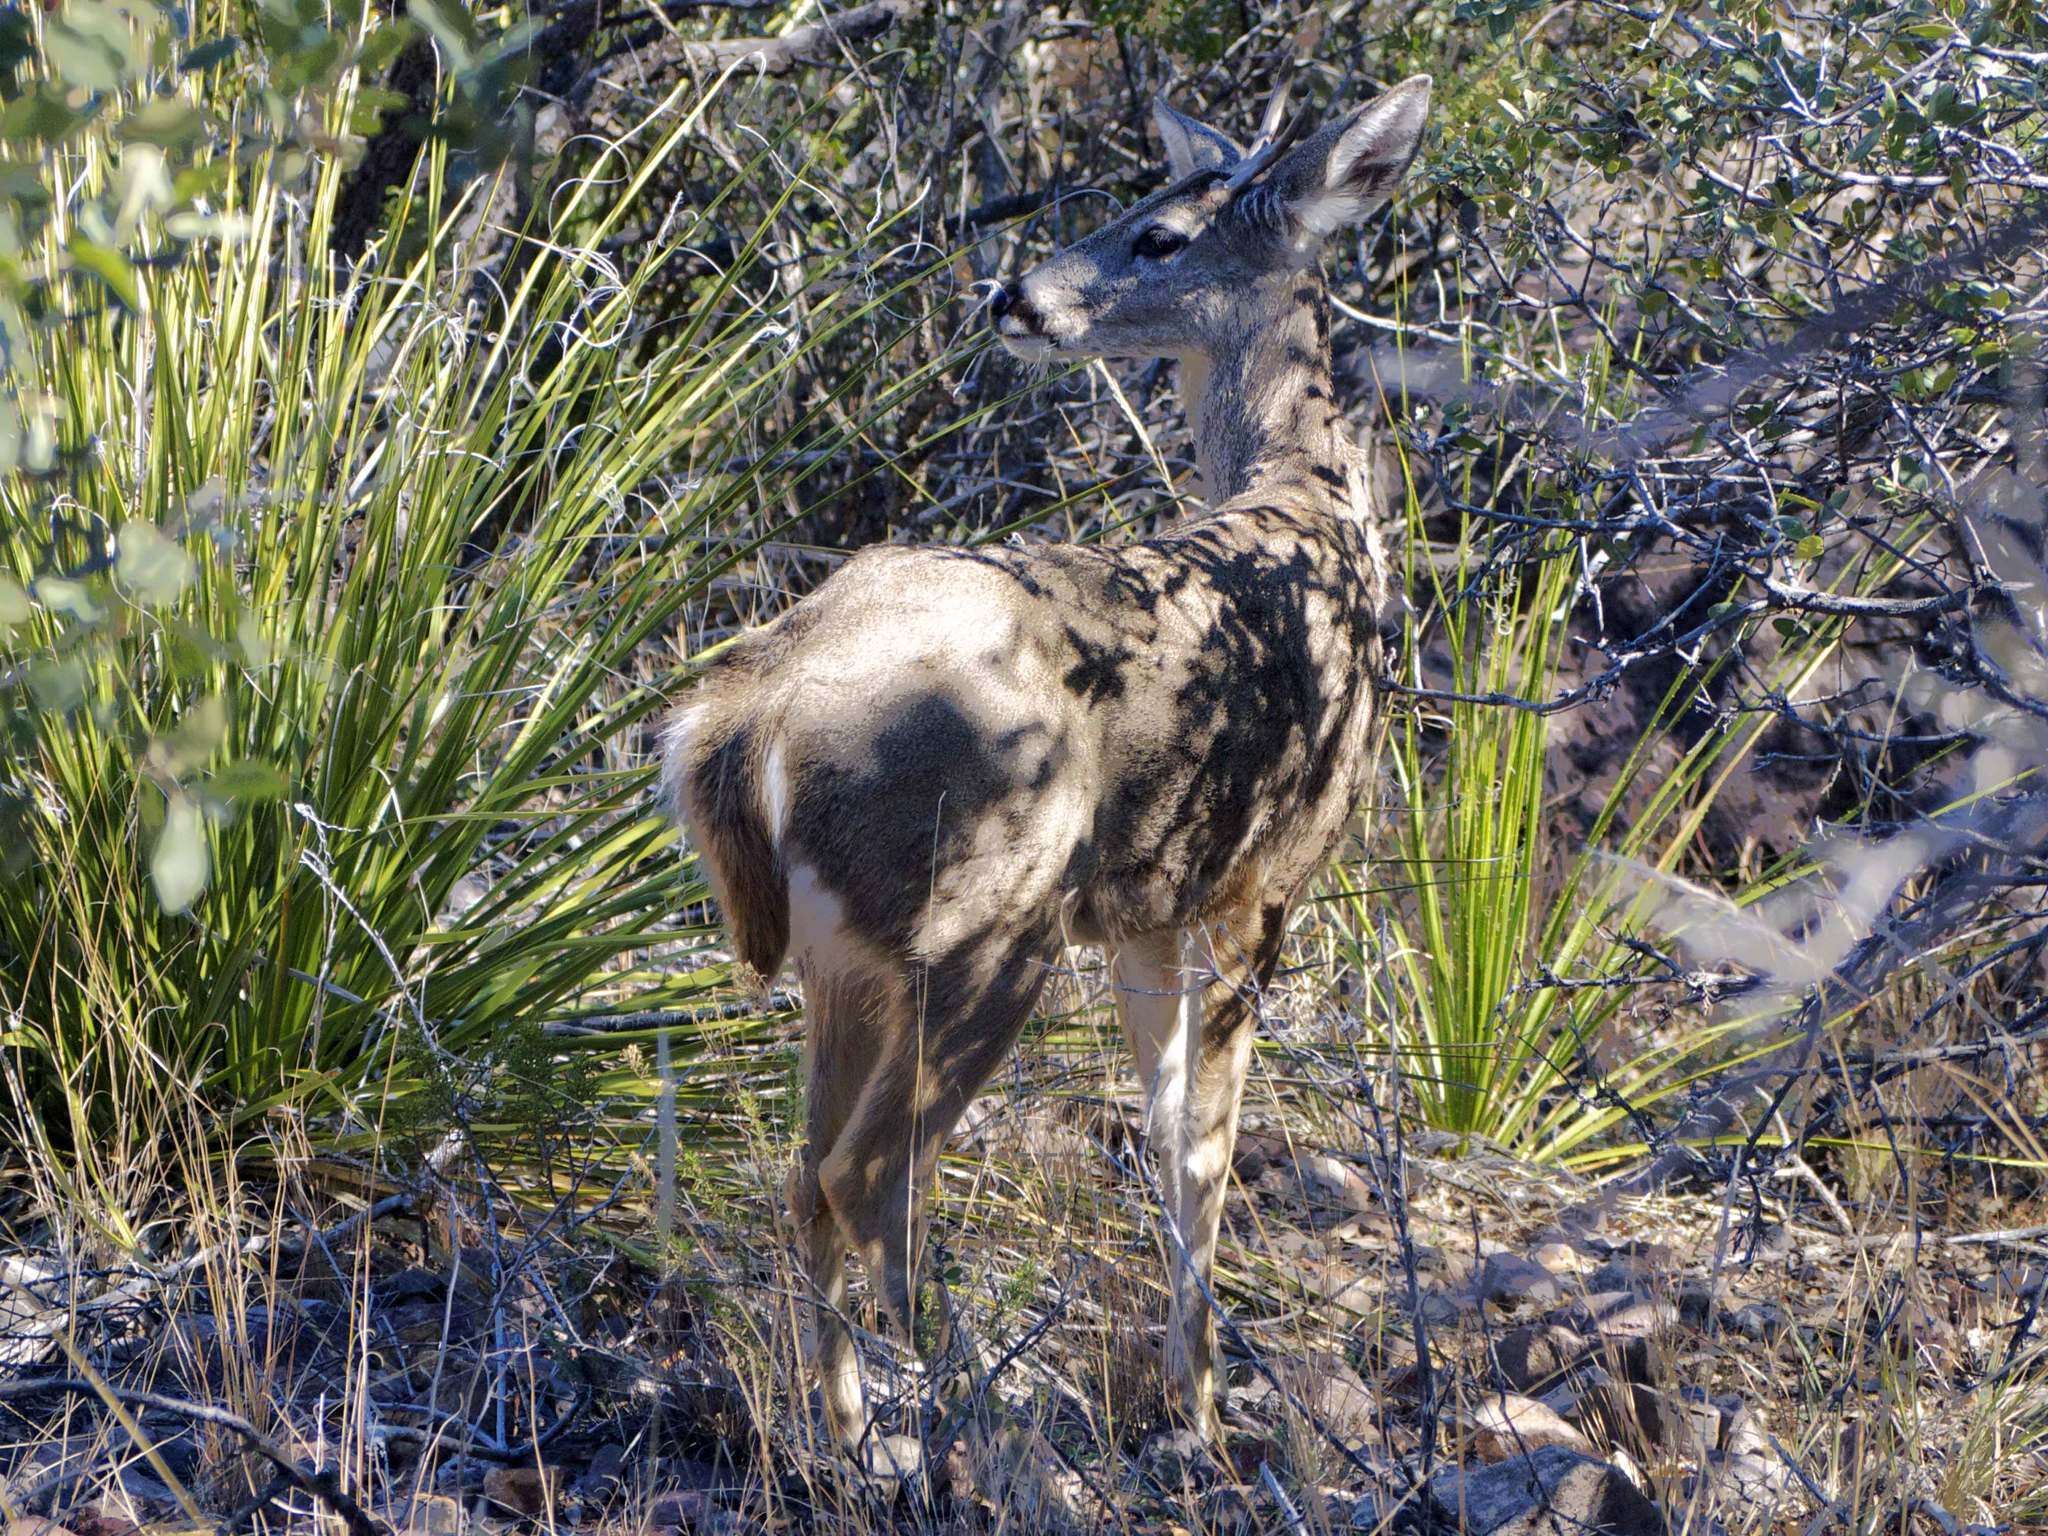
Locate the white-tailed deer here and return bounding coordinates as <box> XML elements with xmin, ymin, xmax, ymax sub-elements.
<box><xmin>662</xmin><ymin>71</ymin><xmax>1430</xmax><ymax>1463</ymax></box>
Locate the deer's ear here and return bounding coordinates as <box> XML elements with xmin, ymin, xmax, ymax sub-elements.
<box><xmin>1275</xmin><ymin>74</ymin><xmax>1431</xmax><ymax>239</ymax></box>
<box><xmin>1152</xmin><ymin>98</ymin><xmax>1241</xmax><ymax>180</ymax></box>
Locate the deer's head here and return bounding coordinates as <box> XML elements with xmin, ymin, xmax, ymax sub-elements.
<box><xmin>992</xmin><ymin>75</ymin><xmax>1431</xmax><ymax>365</ymax></box>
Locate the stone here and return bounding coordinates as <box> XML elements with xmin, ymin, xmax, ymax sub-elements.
<box><xmin>1674</xmin><ymin>1279</ymin><xmax>1725</xmax><ymax>1329</ymax></box>
<box><xmin>649</xmin><ymin>1488</ymin><xmax>724</xmax><ymax>1532</ymax></box>
<box><xmin>1418</xmin><ymin>1287</ymin><xmax>1475</xmax><ymax>1327</ymax></box>
<box><xmin>1729</xmin><ymin>1302</ymin><xmax>1790</xmax><ymax>1342</ymax></box>
<box><xmin>1479</xmin><ymin>1253</ymin><xmax>1563</xmax><ymax>1310</ymax></box>
<box><xmin>1273</xmin><ymin>1354</ymin><xmax>1378</xmax><ymax>1443</ymax></box>
<box><xmin>481</xmin><ymin>1466</ymin><xmax>557</xmax><ymax>1519</ymax></box>
<box><xmin>1562</xmin><ymin>1292</ymin><xmax>1680</xmax><ymax>1341</ymax></box>
<box><xmin>397</xmin><ymin>1493</ymin><xmax>466</xmax><ymax>1536</ymax></box>
<box><xmin>1491</xmin><ymin>1324</ymin><xmax>1591</xmax><ymax>1395</ymax></box>
<box><xmin>1690</xmin><ymin>1450</ymin><xmax>1797</xmax><ymax>1507</ymax></box>
<box><xmin>1596</xmin><ymin>1334</ymin><xmax>1661</xmax><ymax>1389</ymax></box>
<box><xmin>1531</xmin><ymin>1242</ymin><xmax>1583</xmax><ymax>1275</ymax></box>
<box><xmin>571</xmin><ymin>1443</ymin><xmax>625</xmax><ymax>1504</ymax></box>
<box><xmin>1468</xmin><ymin>1394</ymin><xmax>1596</xmax><ymax>1463</ymax></box>
<box><xmin>1135</xmin><ymin>1427</ymin><xmax>1213</xmax><ymax>1489</ymax></box>
<box><xmin>1429</xmin><ymin>1445</ymin><xmax>1668</xmax><ymax>1536</ymax></box>
<box><xmin>1293</xmin><ymin>1152</ymin><xmax>1378</xmax><ymax>1216</ymax></box>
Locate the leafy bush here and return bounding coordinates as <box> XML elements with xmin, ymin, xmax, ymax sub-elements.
<box><xmin>0</xmin><ymin>5</ymin><xmax>966</xmax><ymax>1193</ymax></box>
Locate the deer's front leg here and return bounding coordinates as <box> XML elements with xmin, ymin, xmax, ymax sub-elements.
<box><xmin>1112</xmin><ymin>906</ymin><xmax>1285</xmax><ymax>1434</ymax></box>
<box><xmin>1113</xmin><ymin>927</ymin><xmax>1228</xmax><ymax>1434</ymax></box>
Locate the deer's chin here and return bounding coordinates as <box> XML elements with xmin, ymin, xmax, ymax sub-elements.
<box><xmin>997</xmin><ymin>331</ymin><xmax>1057</xmax><ymax>363</ymax></box>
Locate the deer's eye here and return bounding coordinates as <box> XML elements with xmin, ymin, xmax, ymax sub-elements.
<box><xmin>1133</xmin><ymin>225</ymin><xmax>1190</xmax><ymax>260</ymax></box>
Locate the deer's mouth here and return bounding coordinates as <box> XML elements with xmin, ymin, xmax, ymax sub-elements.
<box><xmin>990</xmin><ymin>281</ymin><xmax>1058</xmax><ymax>360</ymax></box>
<box><xmin>996</xmin><ymin>320</ymin><xmax>1056</xmax><ymax>362</ymax></box>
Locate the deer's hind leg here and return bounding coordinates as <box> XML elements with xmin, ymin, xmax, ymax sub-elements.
<box><xmin>788</xmin><ymin>960</ymin><xmax>886</xmax><ymax>1450</ymax></box>
<box><xmin>817</xmin><ymin>927</ymin><xmax>1055</xmax><ymax>1373</ymax></box>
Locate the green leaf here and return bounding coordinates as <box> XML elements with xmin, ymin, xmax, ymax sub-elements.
<box><xmin>118</xmin><ymin>98</ymin><xmax>207</xmax><ymax>152</ymax></box>
<box><xmin>0</xmin><ymin>85</ymin><xmax>87</xmax><ymax>144</ymax></box>
<box><xmin>43</xmin><ymin>17</ymin><xmax>130</xmax><ymax>94</ymax></box>
<box><xmin>1795</xmin><ymin>534</ymin><xmax>1826</xmax><ymax>561</ymax></box>
<box><xmin>152</xmin><ymin>793</ymin><xmax>209</xmax><ymax>913</ymax></box>
<box><xmin>116</xmin><ymin>521</ymin><xmax>197</xmax><ymax>606</ymax></box>
<box><xmin>207</xmin><ymin>760</ymin><xmax>288</xmax><ymax>802</ymax></box>
<box><xmin>179</xmin><ymin>36</ymin><xmax>240</xmax><ymax>73</ymax></box>
<box><xmin>0</xmin><ymin>574</ymin><xmax>29</xmax><ymax>629</ymax></box>
<box><xmin>67</xmin><ymin>237</ymin><xmax>141</xmax><ymax>309</ymax></box>
<box><xmin>166</xmin><ymin>694</ymin><xmax>228</xmax><ymax>774</ymax></box>
<box><xmin>36</xmin><ymin>577</ymin><xmax>105</xmax><ymax>625</ymax></box>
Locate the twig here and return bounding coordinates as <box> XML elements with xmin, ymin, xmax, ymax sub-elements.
<box><xmin>0</xmin><ymin>1380</ymin><xmax>387</xmax><ymax>1536</ymax></box>
<box><xmin>673</xmin><ymin>0</ymin><xmax>921</xmax><ymax>77</ymax></box>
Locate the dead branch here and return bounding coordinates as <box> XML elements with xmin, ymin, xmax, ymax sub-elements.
<box><xmin>0</xmin><ymin>1379</ymin><xmax>387</xmax><ymax>1536</ymax></box>
<box><xmin>670</xmin><ymin>0</ymin><xmax>922</xmax><ymax>77</ymax></box>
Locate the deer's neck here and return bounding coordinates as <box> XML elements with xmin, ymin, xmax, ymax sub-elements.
<box><xmin>1183</xmin><ymin>273</ymin><xmax>1356</xmax><ymax>514</ymax></box>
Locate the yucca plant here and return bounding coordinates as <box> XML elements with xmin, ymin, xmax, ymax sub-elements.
<box><xmin>1343</xmin><ymin>311</ymin><xmax>1947</xmax><ymax>1160</ymax></box>
<box><xmin>0</xmin><ymin>5</ymin><xmax>969</xmax><ymax>1214</ymax></box>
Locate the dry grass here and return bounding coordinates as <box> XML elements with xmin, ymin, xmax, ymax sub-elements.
<box><xmin>5</xmin><ymin>947</ymin><xmax>2045</xmax><ymax>1536</ymax></box>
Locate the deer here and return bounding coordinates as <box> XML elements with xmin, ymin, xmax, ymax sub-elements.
<box><xmin>661</xmin><ymin>70</ymin><xmax>1431</xmax><ymax>1471</ymax></box>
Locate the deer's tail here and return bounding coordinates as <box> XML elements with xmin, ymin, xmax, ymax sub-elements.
<box><xmin>661</xmin><ymin>696</ymin><xmax>789</xmax><ymax>984</ymax></box>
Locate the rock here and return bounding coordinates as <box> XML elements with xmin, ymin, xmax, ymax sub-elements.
<box><xmin>1429</xmin><ymin>1445</ymin><xmax>1667</xmax><ymax>1536</ymax></box>
<box><xmin>648</xmin><ymin>1490</ymin><xmax>717</xmax><ymax>1531</ymax></box>
<box><xmin>1479</xmin><ymin>1254</ymin><xmax>1562</xmax><ymax>1310</ymax></box>
<box><xmin>480</xmin><ymin>1466</ymin><xmax>557</xmax><ymax>1519</ymax></box>
<box><xmin>1729</xmin><ymin>1302</ymin><xmax>1790</xmax><ymax>1343</ymax></box>
<box><xmin>569</xmin><ymin>1441</ymin><xmax>622</xmax><ymax>1507</ymax></box>
<box><xmin>1531</xmin><ymin>1242</ymin><xmax>1583</xmax><ymax>1276</ymax></box>
<box><xmin>1674</xmin><ymin>1279</ymin><xmax>1724</xmax><ymax>1329</ymax></box>
<box><xmin>1721</xmin><ymin>1399</ymin><xmax>1771</xmax><ymax>1460</ymax></box>
<box><xmin>1293</xmin><ymin>1152</ymin><xmax>1378</xmax><ymax>1216</ymax></box>
<box><xmin>1137</xmin><ymin>1426</ymin><xmax>1214</xmax><ymax>1486</ymax></box>
<box><xmin>1562</xmin><ymin>1292</ymin><xmax>1680</xmax><ymax>1341</ymax></box>
<box><xmin>1601</xmin><ymin>1385</ymin><xmax>1702</xmax><ymax>1455</ymax></box>
<box><xmin>571</xmin><ymin>1443</ymin><xmax>625</xmax><ymax>1505</ymax></box>
<box><xmin>1491</xmin><ymin>1324</ymin><xmax>1591</xmax><ymax>1395</ymax></box>
<box><xmin>1673</xmin><ymin>1387</ymin><xmax>1759</xmax><ymax>1455</ymax></box>
<box><xmin>1606</xmin><ymin>1449</ymin><xmax>1647</xmax><ymax>1494</ymax></box>
<box><xmin>1273</xmin><ymin>1354</ymin><xmax>1378</xmax><ymax>1443</ymax></box>
<box><xmin>396</xmin><ymin>1493</ymin><xmax>466</xmax><ymax>1536</ymax></box>
<box><xmin>1468</xmin><ymin>1394</ymin><xmax>1596</xmax><ymax>1463</ymax></box>
<box><xmin>1689</xmin><ymin>1450</ymin><xmax>1797</xmax><ymax>1507</ymax></box>
<box><xmin>379</xmin><ymin>1266</ymin><xmax>447</xmax><ymax>1303</ymax></box>
<box><xmin>1417</xmin><ymin>1287</ymin><xmax>1475</xmax><ymax>1327</ymax></box>
<box><xmin>1598</xmin><ymin>1335</ymin><xmax>1661</xmax><ymax>1389</ymax></box>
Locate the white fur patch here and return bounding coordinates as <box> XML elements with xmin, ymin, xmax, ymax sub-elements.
<box><xmin>658</xmin><ymin>704</ymin><xmax>706</xmax><ymax>826</ymax></box>
<box><xmin>788</xmin><ymin>863</ymin><xmax>854</xmax><ymax>968</ymax></box>
<box><xmin>761</xmin><ymin>738</ymin><xmax>790</xmax><ymax>848</ymax></box>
